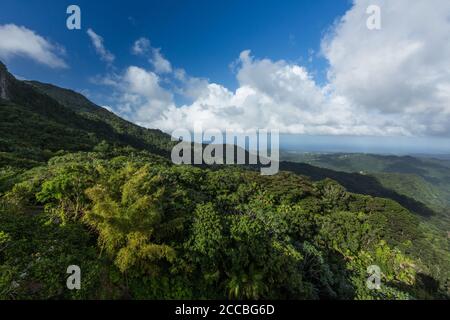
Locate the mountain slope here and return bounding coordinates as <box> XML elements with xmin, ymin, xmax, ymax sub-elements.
<box><xmin>26</xmin><ymin>80</ymin><xmax>172</xmax><ymax>152</ymax></box>
<box><xmin>0</xmin><ymin>62</ymin><xmax>174</xmax><ymax>168</ymax></box>
<box><xmin>280</xmin><ymin>152</ymin><xmax>450</xmax><ymax>218</ymax></box>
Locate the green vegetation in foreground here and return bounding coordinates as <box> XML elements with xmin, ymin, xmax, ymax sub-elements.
<box><xmin>1</xmin><ymin>146</ymin><xmax>449</xmax><ymax>299</ymax></box>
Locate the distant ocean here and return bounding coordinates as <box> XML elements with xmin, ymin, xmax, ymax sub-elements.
<box><xmin>280</xmin><ymin>134</ymin><xmax>450</xmax><ymax>156</ymax></box>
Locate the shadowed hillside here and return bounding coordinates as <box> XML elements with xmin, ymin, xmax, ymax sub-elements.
<box><xmin>279</xmin><ymin>161</ymin><xmax>436</xmax><ymax>218</ymax></box>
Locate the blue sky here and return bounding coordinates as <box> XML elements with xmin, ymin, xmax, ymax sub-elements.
<box><xmin>1</xmin><ymin>0</ymin><xmax>450</xmax><ymax>154</ymax></box>
<box><xmin>0</xmin><ymin>0</ymin><xmax>349</xmax><ymax>96</ymax></box>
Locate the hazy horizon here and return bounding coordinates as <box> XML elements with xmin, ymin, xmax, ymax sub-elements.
<box><xmin>279</xmin><ymin>135</ymin><xmax>450</xmax><ymax>156</ymax></box>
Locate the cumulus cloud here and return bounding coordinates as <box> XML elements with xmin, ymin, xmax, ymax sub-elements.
<box><xmin>132</xmin><ymin>37</ymin><xmax>151</xmax><ymax>55</ymax></box>
<box><xmin>322</xmin><ymin>0</ymin><xmax>450</xmax><ymax>135</ymax></box>
<box><xmin>87</xmin><ymin>28</ymin><xmax>115</xmax><ymax>63</ymax></box>
<box><xmin>105</xmin><ymin>0</ymin><xmax>450</xmax><ymax>137</ymax></box>
<box><xmin>151</xmin><ymin>48</ymin><xmax>172</xmax><ymax>74</ymax></box>
<box><xmin>101</xmin><ymin>66</ymin><xmax>175</xmax><ymax>127</ymax></box>
<box><xmin>0</xmin><ymin>24</ymin><xmax>67</xmax><ymax>68</ymax></box>
<box><xmin>151</xmin><ymin>51</ymin><xmax>407</xmax><ymax>136</ymax></box>
<box><xmin>173</xmin><ymin>68</ymin><xmax>210</xmax><ymax>100</ymax></box>
<box><xmin>132</xmin><ymin>37</ymin><xmax>172</xmax><ymax>74</ymax></box>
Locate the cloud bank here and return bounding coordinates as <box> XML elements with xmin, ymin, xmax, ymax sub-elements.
<box><xmin>322</xmin><ymin>0</ymin><xmax>450</xmax><ymax>136</ymax></box>
<box><xmin>105</xmin><ymin>0</ymin><xmax>450</xmax><ymax>137</ymax></box>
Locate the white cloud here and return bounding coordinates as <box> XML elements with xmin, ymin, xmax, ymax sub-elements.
<box><xmin>151</xmin><ymin>48</ymin><xmax>172</xmax><ymax>74</ymax></box>
<box><xmin>102</xmin><ymin>66</ymin><xmax>175</xmax><ymax>127</ymax></box>
<box><xmin>87</xmin><ymin>28</ymin><xmax>115</xmax><ymax>63</ymax></box>
<box><xmin>0</xmin><ymin>24</ymin><xmax>67</xmax><ymax>68</ymax></box>
<box><xmin>132</xmin><ymin>37</ymin><xmax>172</xmax><ymax>74</ymax></box>
<box><xmin>132</xmin><ymin>37</ymin><xmax>150</xmax><ymax>55</ymax></box>
<box><xmin>322</xmin><ymin>0</ymin><xmax>450</xmax><ymax>135</ymax></box>
<box><xmin>105</xmin><ymin>49</ymin><xmax>419</xmax><ymax>136</ymax></box>
<box><xmin>151</xmin><ymin>51</ymin><xmax>407</xmax><ymax>136</ymax></box>
<box><xmin>173</xmin><ymin>68</ymin><xmax>209</xmax><ymax>100</ymax></box>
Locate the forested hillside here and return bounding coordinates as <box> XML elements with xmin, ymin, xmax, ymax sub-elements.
<box><xmin>0</xmin><ymin>60</ymin><xmax>173</xmax><ymax>169</ymax></box>
<box><xmin>279</xmin><ymin>151</ymin><xmax>450</xmax><ymax>291</ymax></box>
<box><xmin>0</xmin><ymin>61</ymin><xmax>449</xmax><ymax>300</ymax></box>
<box><xmin>280</xmin><ymin>152</ymin><xmax>450</xmax><ymax>227</ymax></box>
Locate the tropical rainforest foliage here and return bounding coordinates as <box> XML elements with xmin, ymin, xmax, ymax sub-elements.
<box><xmin>0</xmin><ymin>61</ymin><xmax>449</xmax><ymax>300</ymax></box>
<box><xmin>281</xmin><ymin>152</ymin><xmax>450</xmax><ymax>217</ymax></box>
<box><xmin>280</xmin><ymin>152</ymin><xmax>450</xmax><ymax>254</ymax></box>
